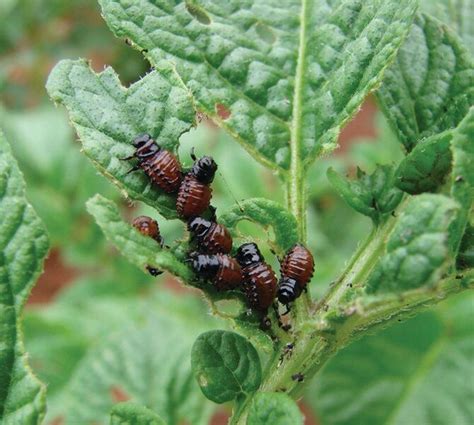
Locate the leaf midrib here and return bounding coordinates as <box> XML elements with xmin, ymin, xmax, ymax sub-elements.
<box><xmin>203</xmin><ymin>338</ymin><xmax>245</xmax><ymax>396</ymax></box>
<box><xmin>290</xmin><ymin>0</ymin><xmax>308</xmax><ymax>173</ymax></box>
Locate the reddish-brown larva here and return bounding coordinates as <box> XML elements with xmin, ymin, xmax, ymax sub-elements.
<box><xmin>235</xmin><ymin>242</ymin><xmax>278</xmax><ymax>313</ymax></box>
<box><xmin>189</xmin><ymin>253</ymin><xmax>242</xmax><ymax>290</ymax></box>
<box><xmin>278</xmin><ymin>244</ymin><xmax>314</xmax><ymax>307</ymax></box>
<box><xmin>132</xmin><ymin>215</ymin><xmax>164</xmax><ymax>276</ymax></box>
<box><xmin>188</xmin><ymin>216</ymin><xmax>233</xmax><ymax>254</ymax></box>
<box><xmin>125</xmin><ymin>134</ymin><xmax>182</xmax><ymax>193</ymax></box>
<box><xmin>176</xmin><ymin>154</ymin><xmax>217</xmax><ymax>219</ymax></box>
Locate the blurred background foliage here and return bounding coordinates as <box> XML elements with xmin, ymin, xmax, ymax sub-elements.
<box><xmin>0</xmin><ymin>1</ymin><xmax>469</xmax><ymax>424</ymax></box>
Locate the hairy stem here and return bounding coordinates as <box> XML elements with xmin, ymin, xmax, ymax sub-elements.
<box><xmin>286</xmin><ymin>0</ymin><xmax>313</xmax><ymax>320</ymax></box>
<box><xmin>288</xmin><ymin>0</ymin><xmax>309</xmax><ymax>243</ymax></box>
<box><xmin>230</xmin><ymin>195</ymin><xmax>474</xmax><ymax>424</ymax></box>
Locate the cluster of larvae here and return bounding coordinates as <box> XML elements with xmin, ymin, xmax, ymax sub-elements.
<box><xmin>124</xmin><ymin>134</ymin><xmax>315</xmax><ymax>316</ymax></box>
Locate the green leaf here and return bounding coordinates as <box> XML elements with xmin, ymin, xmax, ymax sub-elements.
<box><xmin>25</xmin><ymin>288</ymin><xmax>214</xmax><ymax>412</ymax></box>
<box><xmin>449</xmin><ymin>107</ymin><xmax>474</xmax><ymax>253</ymax></box>
<box><xmin>220</xmin><ymin>198</ymin><xmax>298</xmax><ymax>255</ymax></box>
<box><xmin>0</xmin><ymin>130</ymin><xmax>49</xmax><ymax>424</ymax></box>
<box><xmin>457</xmin><ymin>225</ymin><xmax>474</xmax><ymax>270</ymax></box>
<box><xmin>191</xmin><ymin>330</ymin><xmax>262</xmax><ymax>403</ymax></box>
<box><xmin>24</xmin><ymin>293</ymin><xmax>148</xmax><ymax>399</ymax></box>
<box><xmin>247</xmin><ymin>392</ymin><xmax>303</xmax><ymax>425</ymax></box>
<box><xmin>44</xmin><ymin>292</ymin><xmax>216</xmax><ymax>425</ymax></box>
<box><xmin>23</xmin><ymin>306</ymin><xmax>89</xmax><ymax>398</ymax></box>
<box><xmin>307</xmin><ymin>292</ymin><xmax>474</xmax><ymax>425</ymax></box>
<box><xmin>100</xmin><ymin>0</ymin><xmax>417</xmax><ymax>170</ymax></box>
<box><xmin>110</xmin><ymin>402</ymin><xmax>166</xmax><ymax>425</ymax></box>
<box><xmin>0</xmin><ymin>107</ymin><xmax>73</xmax><ymax>182</ymax></box>
<box><xmin>46</xmin><ymin>59</ymin><xmax>196</xmax><ymax>218</ymax></box>
<box><xmin>0</xmin><ymin>106</ymin><xmax>119</xmax><ymax>255</ymax></box>
<box><xmin>377</xmin><ymin>13</ymin><xmax>474</xmax><ymax>152</ymax></box>
<box><xmin>366</xmin><ymin>194</ymin><xmax>459</xmax><ymax>293</ymax></box>
<box><xmin>420</xmin><ymin>0</ymin><xmax>474</xmax><ymax>55</ymax></box>
<box><xmin>395</xmin><ymin>130</ymin><xmax>453</xmax><ymax>194</ymax></box>
<box><xmin>451</xmin><ymin>107</ymin><xmax>474</xmax><ymax>191</ymax></box>
<box><xmin>86</xmin><ymin>194</ymin><xmax>193</xmax><ymax>281</ymax></box>
<box><xmin>327</xmin><ymin>165</ymin><xmax>403</xmax><ymax>223</ymax></box>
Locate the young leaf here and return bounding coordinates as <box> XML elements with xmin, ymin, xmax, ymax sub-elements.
<box><xmin>86</xmin><ymin>194</ymin><xmax>193</xmax><ymax>281</ymax></box>
<box><xmin>247</xmin><ymin>392</ymin><xmax>303</xmax><ymax>425</ymax></box>
<box><xmin>220</xmin><ymin>198</ymin><xmax>298</xmax><ymax>255</ymax></box>
<box><xmin>46</xmin><ymin>59</ymin><xmax>196</xmax><ymax>218</ymax></box>
<box><xmin>395</xmin><ymin>130</ymin><xmax>452</xmax><ymax>194</ymax></box>
<box><xmin>366</xmin><ymin>194</ymin><xmax>459</xmax><ymax>293</ymax></box>
<box><xmin>327</xmin><ymin>165</ymin><xmax>403</xmax><ymax>223</ymax></box>
<box><xmin>377</xmin><ymin>13</ymin><xmax>474</xmax><ymax>151</ymax></box>
<box><xmin>0</xmin><ymin>130</ymin><xmax>49</xmax><ymax>423</ymax></box>
<box><xmin>100</xmin><ymin>0</ymin><xmax>417</xmax><ymax>169</ymax></box>
<box><xmin>191</xmin><ymin>330</ymin><xmax>262</xmax><ymax>403</ymax></box>
<box><xmin>110</xmin><ymin>402</ymin><xmax>166</xmax><ymax>425</ymax></box>
<box><xmin>307</xmin><ymin>293</ymin><xmax>474</xmax><ymax>425</ymax></box>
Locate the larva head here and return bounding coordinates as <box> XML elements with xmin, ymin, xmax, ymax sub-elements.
<box><xmin>132</xmin><ymin>133</ymin><xmax>152</xmax><ymax>148</ymax></box>
<box><xmin>235</xmin><ymin>242</ymin><xmax>263</xmax><ymax>267</ymax></box>
<box><xmin>188</xmin><ymin>252</ymin><xmax>220</xmax><ymax>279</ymax></box>
<box><xmin>191</xmin><ymin>155</ymin><xmax>218</xmax><ymax>184</ymax></box>
<box><xmin>188</xmin><ymin>216</ymin><xmax>212</xmax><ymax>237</ymax></box>
<box><xmin>132</xmin><ymin>133</ymin><xmax>160</xmax><ymax>158</ymax></box>
<box><xmin>277</xmin><ymin>277</ymin><xmax>299</xmax><ymax>305</ymax></box>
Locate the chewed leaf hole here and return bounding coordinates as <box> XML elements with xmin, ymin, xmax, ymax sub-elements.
<box><xmin>255</xmin><ymin>22</ymin><xmax>276</xmax><ymax>44</ymax></box>
<box><xmin>215</xmin><ymin>103</ymin><xmax>231</xmax><ymax>120</ymax></box>
<box><xmin>186</xmin><ymin>2</ymin><xmax>211</xmax><ymax>25</ymax></box>
<box><xmin>110</xmin><ymin>384</ymin><xmax>130</xmax><ymax>402</ymax></box>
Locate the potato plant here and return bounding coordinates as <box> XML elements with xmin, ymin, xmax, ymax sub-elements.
<box><xmin>1</xmin><ymin>1</ymin><xmax>473</xmax><ymax>424</ymax></box>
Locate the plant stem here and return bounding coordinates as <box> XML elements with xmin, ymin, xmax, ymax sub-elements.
<box><xmin>286</xmin><ymin>178</ymin><xmax>311</xmax><ymax>318</ymax></box>
<box><xmin>286</xmin><ymin>177</ymin><xmax>306</xmax><ymax>241</ymax></box>
<box><xmin>234</xmin><ymin>270</ymin><xmax>473</xmax><ymax>425</ymax></box>
<box><xmin>316</xmin><ymin>211</ymin><xmax>399</xmax><ymax>310</ymax></box>
<box><xmin>230</xmin><ymin>198</ymin><xmax>474</xmax><ymax>424</ymax></box>
<box><xmin>253</xmin><ymin>218</ymin><xmax>396</xmax><ymax>398</ymax></box>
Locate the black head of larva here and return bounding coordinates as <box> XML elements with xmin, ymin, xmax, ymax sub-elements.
<box><xmin>191</xmin><ymin>155</ymin><xmax>218</xmax><ymax>184</ymax></box>
<box><xmin>132</xmin><ymin>133</ymin><xmax>160</xmax><ymax>158</ymax></box>
<box><xmin>278</xmin><ymin>277</ymin><xmax>299</xmax><ymax>305</ymax></box>
<box><xmin>188</xmin><ymin>252</ymin><xmax>220</xmax><ymax>279</ymax></box>
<box><xmin>188</xmin><ymin>216</ymin><xmax>212</xmax><ymax>237</ymax></box>
<box><xmin>235</xmin><ymin>242</ymin><xmax>263</xmax><ymax>267</ymax></box>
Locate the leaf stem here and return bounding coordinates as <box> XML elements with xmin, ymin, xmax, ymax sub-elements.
<box><xmin>286</xmin><ymin>176</ymin><xmax>306</xmax><ymax>241</ymax></box>
<box><xmin>287</xmin><ymin>0</ymin><xmax>311</xmax><ymax>319</ymax></box>
<box><xmin>288</xmin><ymin>0</ymin><xmax>309</xmax><ymax>244</ymax></box>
